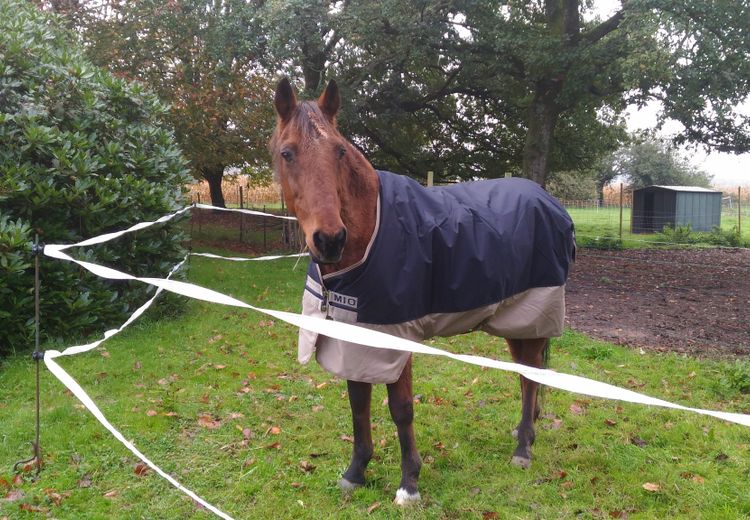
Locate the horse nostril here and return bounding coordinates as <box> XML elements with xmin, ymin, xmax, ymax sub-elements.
<box><xmin>312</xmin><ymin>228</ymin><xmax>347</xmax><ymax>262</ymax></box>
<box><xmin>335</xmin><ymin>227</ymin><xmax>347</xmax><ymax>246</ymax></box>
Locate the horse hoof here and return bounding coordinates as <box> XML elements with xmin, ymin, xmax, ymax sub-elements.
<box><xmin>394</xmin><ymin>488</ymin><xmax>421</xmax><ymax>506</ymax></box>
<box><xmin>511</xmin><ymin>428</ymin><xmax>518</xmax><ymax>439</ymax></box>
<box><xmin>510</xmin><ymin>455</ymin><xmax>531</xmax><ymax>469</ymax></box>
<box><xmin>338</xmin><ymin>478</ymin><xmax>362</xmax><ymax>492</ymax></box>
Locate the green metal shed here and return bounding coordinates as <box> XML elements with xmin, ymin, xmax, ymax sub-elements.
<box><xmin>631</xmin><ymin>185</ymin><xmax>722</xmax><ymax>233</ymax></box>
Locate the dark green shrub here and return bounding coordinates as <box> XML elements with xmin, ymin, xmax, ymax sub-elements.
<box><xmin>658</xmin><ymin>224</ymin><xmax>696</xmax><ymax>244</ymax></box>
<box><xmin>0</xmin><ymin>0</ymin><xmax>191</xmax><ymax>356</ymax></box>
<box><xmin>706</xmin><ymin>226</ymin><xmax>746</xmax><ymax>248</ymax></box>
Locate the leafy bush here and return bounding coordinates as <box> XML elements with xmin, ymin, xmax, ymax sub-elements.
<box><xmin>658</xmin><ymin>224</ymin><xmax>696</xmax><ymax>244</ymax></box>
<box><xmin>705</xmin><ymin>226</ymin><xmax>747</xmax><ymax>248</ymax></box>
<box><xmin>658</xmin><ymin>224</ymin><xmax>749</xmax><ymax>247</ymax></box>
<box><xmin>0</xmin><ymin>0</ymin><xmax>191</xmax><ymax>356</ymax></box>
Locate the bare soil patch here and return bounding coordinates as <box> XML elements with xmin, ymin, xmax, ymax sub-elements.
<box><xmin>566</xmin><ymin>248</ymin><xmax>750</xmax><ymax>358</ymax></box>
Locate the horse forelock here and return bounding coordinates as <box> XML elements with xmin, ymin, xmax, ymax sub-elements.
<box><xmin>291</xmin><ymin>101</ymin><xmax>336</xmax><ymax>143</ymax></box>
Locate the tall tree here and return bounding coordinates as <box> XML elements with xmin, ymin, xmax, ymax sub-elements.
<box><xmin>614</xmin><ymin>138</ymin><xmax>713</xmax><ymax>189</ymax></box>
<box><xmin>264</xmin><ymin>0</ymin><xmax>750</xmax><ymax>186</ymax></box>
<box><xmin>54</xmin><ymin>0</ymin><xmax>274</xmax><ymax>207</ymax></box>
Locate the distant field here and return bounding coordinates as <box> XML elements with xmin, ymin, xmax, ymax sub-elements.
<box><xmin>566</xmin><ymin>205</ymin><xmax>749</xmax><ymax>247</ymax></box>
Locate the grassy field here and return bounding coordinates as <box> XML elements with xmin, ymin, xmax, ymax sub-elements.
<box><xmin>2</xmin><ymin>253</ymin><xmax>750</xmax><ymax>519</ymax></box>
<box><xmin>566</xmin><ymin>206</ymin><xmax>749</xmax><ymax>247</ymax></box>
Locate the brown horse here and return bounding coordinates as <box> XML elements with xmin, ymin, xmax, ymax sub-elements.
<box><xmin>269</xmin><ymin>78</ymin><xmax>575</xmax><ymax>504</ymax></box>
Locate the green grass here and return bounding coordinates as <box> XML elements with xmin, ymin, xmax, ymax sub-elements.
<box><xmin>2</xmin><ymin>253</ymin><xmax>750</xmax><ymax>519</ymax></box>
<box><xmin>567</xmin><ymin>206</ymin><xmax>750</xmax><ymax>247</ymax></box>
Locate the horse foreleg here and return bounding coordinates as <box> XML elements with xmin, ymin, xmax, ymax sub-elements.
<box><xmin>507</xmin><ymin>338</ymin><xmax>547</xmax><ymax>469</ymax></box>
<box><xmin>387</xmin><ymin>356</ymin><xmax>422</xmax><ymax>505</ymax></box>
<box><xmin>340</xmin><ymin>380</ymin><xmax>373</xmax><ymax>491</ymax></box>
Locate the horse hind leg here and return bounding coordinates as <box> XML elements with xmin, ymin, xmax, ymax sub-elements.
<box><xmin>387</xmin><ymin>357</ymin><xmax>422</xmax><ymax>505</ymax></box>
<box><xmin>506</xmin><ymin>338</ymin><xmax>549</xmax><ymax>469</ymax></box>
<box><xmin>339</xmin><ymin>380</ymin><xmax>374</xmax><ymax>491</ymax></box>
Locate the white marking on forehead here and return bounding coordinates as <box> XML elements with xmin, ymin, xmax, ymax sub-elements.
<box><xmin>306</xmin><ymin>109</ymin><xmax>329</xmax><ymax>139</ymax></box>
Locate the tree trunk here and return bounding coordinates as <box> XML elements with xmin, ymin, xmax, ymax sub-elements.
<box><xmin>202</xmin><ymin>165</ymin><xmax>226</xmax><ymax>208</ymax></box>
<box><xmin>522</xmin><ymin>85</ymin><xmax>561</xmax><ymax>187</ymax></box>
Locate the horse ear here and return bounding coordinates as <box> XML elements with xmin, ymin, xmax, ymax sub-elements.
<box><xmin>274</xmin><ymin>78</ymin><xmax>297</xmax><ymax>123</ymax></box>
<box><xmin>318</xmin><ymin>80</ymin><xmax>340</xmax><ymax>122</ymax></box>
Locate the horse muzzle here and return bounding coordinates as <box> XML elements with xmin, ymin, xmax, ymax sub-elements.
<box><xmin>312</xmin><ymin>227</ymin><xmax>347</xmax><ymax>264</ymax></box>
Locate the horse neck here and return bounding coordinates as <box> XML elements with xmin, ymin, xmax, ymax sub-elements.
<box><xmin>319</xmin><ymin>154</ymin><xmax>379</xmax><ymax>276</ymax></box>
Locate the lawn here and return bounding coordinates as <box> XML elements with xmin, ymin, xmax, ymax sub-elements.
<box><xmin>1</xmin><ymin>252</ymin><xmax>750</xmax><ymax>519</ymax></box>
<box><xmin>566</xmin><ymin>206</ymin><xmax>749</xmax><ymax>247</ymax></box>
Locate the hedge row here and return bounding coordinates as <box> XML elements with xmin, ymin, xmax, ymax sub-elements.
<box><xmin>0</xmin><ymin>0</ymin><xmax>191</xmax><ymax>355</ymax></box>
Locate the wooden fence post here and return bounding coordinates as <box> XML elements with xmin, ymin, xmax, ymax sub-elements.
<box><xmin>427</xmin><ymin>171</ymin><xmax>434</xmax><ymax>187</ymax></box>
<box><xmin>263</xmin><ymin>205</ymin><xmax>267</xmax><ymax>250</ymax></box>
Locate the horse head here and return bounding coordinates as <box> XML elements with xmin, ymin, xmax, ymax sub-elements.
<box><xmin>270</xmin><ymin>78</ymin><xmax>352</xmax><ymax>264</ymax></box>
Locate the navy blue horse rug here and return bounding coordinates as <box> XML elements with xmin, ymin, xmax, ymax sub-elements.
<box><xmin>299</xmin><ymin>170</ymin><xmax>576</xmax><ymax>384</ymax></box>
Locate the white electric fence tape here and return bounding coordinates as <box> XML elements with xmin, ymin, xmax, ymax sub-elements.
<box><xmin>43</xmin><ymin>245</ymin><xmax>750</xmax><ymax>428</ymax></box>
<box><xmin>194</xmin><ymin>203</ymin><xmax>298</xmax><ymax>221</ymax></box>
<box><xmin>43</xmin><ymin>355</ymin><xmax>235</xmax><ymax>520</ymax></box>
<box><xmin>191</xmin><ymin>252</ymin><xmax>307</xmax><ymax>262</ymax></box>
<box><xmin>38</xmin><ymin>205</ymin><xmax>750</xmax><ymax>520</ymax></box>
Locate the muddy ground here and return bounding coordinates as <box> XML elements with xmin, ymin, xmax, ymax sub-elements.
<box><xmin>566</xmin><ymin>248</ymin><xmax>750</xmax><ymax>358</ymax></box>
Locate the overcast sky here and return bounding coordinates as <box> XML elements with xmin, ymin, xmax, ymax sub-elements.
<box><xmin>592</xmin><ymin>0</ymin><xmax>750</xmax><ymax>186</ymax></box>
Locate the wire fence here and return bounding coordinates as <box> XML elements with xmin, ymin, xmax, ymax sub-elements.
<box><xmin>562</xmin><ymin>186</ymin><xmax>748</xmax><ymax>248</ymax></box>
<box><xmin>186</xmin><ymin>180</ymin><xmax>749</xmax><ymax>251</ymax></box>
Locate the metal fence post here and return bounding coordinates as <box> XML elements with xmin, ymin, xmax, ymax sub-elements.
<box><xmin>739</xmin><ymin>186</ymin><xmax>742</xmax><ymax>237</ymax></box>
<box><xmin>197</xmin><ymin>193</ymin><xmax>202</xmax><ymax>234</ymax></box>
<box><xmin>619</xmin><ymin>183</ymin><xmax>624</xmax><ymax>240</ymax></box>
<box><xmin>239</xmin><ymin>186</ymin><xmax>244</xmax><ymax>243</ymax></box>
<box><xmin>263</xmin><ymin>205</ymin><xmax>267</xmax><ymax>250</ymax></box>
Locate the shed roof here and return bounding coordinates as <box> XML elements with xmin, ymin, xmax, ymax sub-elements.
<box><xmin>638</xmin><ymin>185</ymin><xmax>721</xmax><ymax>193</ymax></box>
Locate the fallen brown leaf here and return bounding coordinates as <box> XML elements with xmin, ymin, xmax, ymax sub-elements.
<box><xmin>146</xmin><ymin>410</ymin><xmax>158</xmax><ymax>417</ymax></box>
<box><xmin>44</xmin><ymin>488</ymin><xmax>70</xmax><ymax>506</ymax></box>
<box><xmin>367</xmin><ymin>501</ymin><xmax>381</xmax><ymax>514</ymax></box>
<box><xmin>4</xmin><ymin>489</ymin><xmax>25</xmax><ymax>502</ymax></box>
<box><xmin>198</xmin><ymin>415</ymin><xmax>222</xmax><ymax>429</ymax></box>
<box><xmin>78</xmin><ymin>475</ymin><xmax>92</xmax><ymax>488</ymax></box>
<box><xmin>642</xmin><ymin>482</ymin><xmax>661</xmax><ymax>492</ymax></box>
<box><xmin>134</xmin><ymin>462</ymin><xmax>150</xmax><ymax>477</ymax></box>
<box><xmin>299</xmin><ymin>460</ymin><xmax>315</xmax><ymax>473</ymax></box>
<box><xmin>569</xmin><ymin>403</ymin><xmax>584</xmax><ymax>415</ymax></box>
<box><xmin>266</xmin><ymin>442</ymin><xmax>281</xmax><ymax>450</ymax></box>
<box><xmin>482</xmin><ymin>512</ymin><xmax>499</xmax><ymax>520</ymax></box>
<box><xmin>19</xmin><ymin>503</ymin><xmax>47</xmax><ymax>513</ymax></box>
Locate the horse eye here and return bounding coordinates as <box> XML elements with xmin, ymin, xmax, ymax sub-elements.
<box><xmin>281</xmin><ymin>149</ymin><xmax>293</xmax><ymax>162</ymax></box>
<box><xmin>337</xmin><ymin>145</ymin><xmax>346</xmax><ymax>159</ymax></box>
